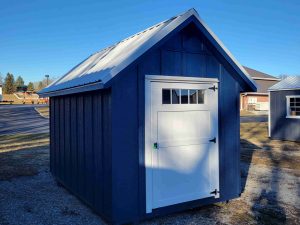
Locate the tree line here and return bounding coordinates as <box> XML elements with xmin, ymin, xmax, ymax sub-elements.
<box><xmin>0</xmin><ymin>72</ymin><xmax>54</xmax><ymax>94</ymax></box>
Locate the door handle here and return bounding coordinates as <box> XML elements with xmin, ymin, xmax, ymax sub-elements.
<box><xmin>153</xmin><ymin>142</ymin><xmax>158</xmax><ymax>150</ymax></box>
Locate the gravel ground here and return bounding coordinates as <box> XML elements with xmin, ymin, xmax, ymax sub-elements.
<box><xmin>0</xmin><ymin>122</ymin><xmax>300</xmax><ymax>225</ymax></box>
<box><xmin>0</xmin><ymin>154</ymin><xmax>299</xmax><ymax>225</ymax></box>
<box><xmin>0</xmin><ymin>171</ymin><xmax>105</xmax><ymax>225</ymax></box>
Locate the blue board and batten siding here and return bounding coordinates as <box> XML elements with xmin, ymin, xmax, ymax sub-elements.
<box><xmin>50</xmin><ymin>22</ymin><xmax>243</xmax><ymax>224</ymax></box>
<box><xmin>109</xmin><ymin>23</ymin><xmax>241</xmax><ymax>223</ymax></box>
<box><xmin>270</xmin><ymin>90</ymin><xmax>300</xmax><ymax>141</ymax></box>
<box><xmin>50</xmin><ymin>90</ymin><xmax>112</xmax><ymax>221</ymax></box>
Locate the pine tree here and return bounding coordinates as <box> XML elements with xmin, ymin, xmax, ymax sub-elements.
<box><xmin>3</xmin><ymin>73</ymin><xmax>16</xmax><ymax>94</ymax></box>
<box><xmin>15</xmin><ymin>76</ymin><xmax>25</xmax><ymax>90</ymax></box>
<box><xmin>27</xmin><ymin>82</ymin><xmax>34</xmax><ymax>92</ymax></box>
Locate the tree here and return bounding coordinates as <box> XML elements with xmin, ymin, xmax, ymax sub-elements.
<box><xmin>37</xmin><ymin>81</ymin><xmax>44</xmax><ymax>91</ymax></box>
<box><xmin>27</xmin><ymin>82</ymin><xmax>34</xmax><ymax>92</ymax></box>
<box><xmin>0</xmin><ymin>72</ymin><xmax>3</xmax><ymax>85</ymax></box>
<box><xmin>279</xmin><ymin>74</ymin><xmax>288</xmax><ymax>80</ymax></box>
<box><xmin>15</xmin><ymin>76</ymin><xmax>25</xmax><ymax>90</ymax></box>
<box><xmin>3</xmin><ymin>73</ymin><xmax>15</xmax><ymax>94</ymax></box>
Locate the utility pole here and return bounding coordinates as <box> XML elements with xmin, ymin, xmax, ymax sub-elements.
<box><xmin>45</xmin><ymin>74</ymin><xmax>49</xmax><ymax>85</ymax></box>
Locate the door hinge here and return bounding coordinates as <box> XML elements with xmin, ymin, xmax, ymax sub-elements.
<box><xmin>209</xmin><ymin>137</ymin><xmax>216</xmax><ymax>143</ymax></box>
<box><xmin>208</xmin><ymin>85</ymin><xmax>218</xmax><ymax>91</ymax></box>
<box><xmin>210</xmin><ymin>189</ymin><xmax>219</xmax><ymax>196</ymax></box>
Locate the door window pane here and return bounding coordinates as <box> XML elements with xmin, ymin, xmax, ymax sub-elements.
<box><xmin>172</xmin><ymin>89</ymin><xmax>180</xmax><ymax>104</ymax></box>
<box><xmin>189</xmin><ymin>89</ymin><xmax>197</xmax><ymax>104</ymax></box>
<box><xmin>162</xmin><ymin>89</ymin><xmax>171</xmax><ymax>104</ymax></box>
<box><xmin>198</xmin><ymin>90</ymin><xmax>205</xmax><ymax>104</ymax></box>
<box><xmin>181</xmin><ymin>89</ymin><xmax>188</xmax><ymax>104</ymax></box>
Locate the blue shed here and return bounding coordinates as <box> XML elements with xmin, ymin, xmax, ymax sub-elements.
<box><xmin>268</xmin><ymin>76</ymin><xmax>300</xmax><ymax>141</ymax></box>
<box><xmin>39</xmin><ymin>9</ymin><xmax>256</xmax><ymax>224</ymax></box>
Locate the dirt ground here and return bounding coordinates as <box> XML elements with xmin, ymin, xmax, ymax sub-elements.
<box><xmin>0</xmin><ymin>122</ymin><xmax>299</xmax><ymax>225</ymax></box>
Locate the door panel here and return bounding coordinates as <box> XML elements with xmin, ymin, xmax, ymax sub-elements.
<box><xmin>157</xmin><ymin>110</ymin><xmax>211</xmax><ymax>147</ymax></box>
<box><xmin>145</xmin><ymin>77</ymin><xmax>219</xmax><ymax>212</ymax></box>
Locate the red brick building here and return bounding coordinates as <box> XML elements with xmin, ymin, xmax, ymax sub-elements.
<box><xmin>241</xmin><ymin>66</ymin><xmax>280</xmax><ymax>111</ymax></box>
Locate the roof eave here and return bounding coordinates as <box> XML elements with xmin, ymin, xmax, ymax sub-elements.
<box><xmin>269</xmin><ymin>88</ymin><xmax>300</xmax><ymax>92</ymax></box>
<box><xmin>38</xmin><ymin>81</ymin><xmax>104</xmax><ymax>97</ymax></box>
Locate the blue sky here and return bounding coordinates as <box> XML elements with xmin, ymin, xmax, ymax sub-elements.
<box><xmin>0</xmin><ymin>0</ymin><xmax>299</xmax><ymax>83</ymax></box>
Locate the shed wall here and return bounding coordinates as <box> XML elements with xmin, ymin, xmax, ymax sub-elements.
<box><xmin>110</xmin><ymin>23</ymin><xmax>241</xmax><ymax>223</ymax></box>
<box><xmin>50</xmin><ymin>90</ymin><xmax>112</xmax><ymax>221</ymax></box>
<box><xmin>270</xmin><ymin>90</ymin><xmax>300</xmax><ymax>141</ymax></box>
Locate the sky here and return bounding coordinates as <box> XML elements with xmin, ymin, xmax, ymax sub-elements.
<box><xmin>0</xmin><ymin>0</ymin><xmax>300</xmax><ymax>84</ymax></box>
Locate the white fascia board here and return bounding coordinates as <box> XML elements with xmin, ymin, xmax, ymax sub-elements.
<box><xmin>242</xmin><ymin>92</ymin><xmax>269</xmax><ymax>96</ymax></box>
<box><xmin>145</xmin><ymin>75</ymin><xmax>219</xmax><ymax>83</ymax></box>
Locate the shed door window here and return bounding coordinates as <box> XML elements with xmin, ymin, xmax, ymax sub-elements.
<box><xmin>162</xmin><ymin>89</ymin><xmax>205</xmax><ymax>105</ymax></box>
<box><xmin>287</xmin><ymin>96</ymin><xmax>300</xmax><ymax>118</ymax></box>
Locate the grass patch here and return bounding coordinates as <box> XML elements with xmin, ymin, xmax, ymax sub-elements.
<box><xmin>35</xmin><ymin>106</ymin><xmax>49</xmax><ymax>118</ymax></box>
<box><xmin>0</xmin><ymin>133</ymin><xmax>49</xmax><ymax>180</ymax></box>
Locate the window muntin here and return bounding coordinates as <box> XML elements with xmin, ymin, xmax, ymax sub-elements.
<box><xmin>162</xmin><ymin>89</ymin><xmax>205</xmax><ymax>105</ymax></box>
<box><xmin>287</xmin><ymin>96</ymin><xmax>300</xmax><ymax>118</ymax></box>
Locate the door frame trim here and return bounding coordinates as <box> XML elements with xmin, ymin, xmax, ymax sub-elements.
<box><xmin>145</xmin><ymin>75</ymin><xmax>219</xmax><ymax>213</ymax></box>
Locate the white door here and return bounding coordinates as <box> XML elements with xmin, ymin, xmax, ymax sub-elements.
<box><xmin>145</xmin><ymin>76</ymin><xmax>219</xmax><ymax>213</ymax></box>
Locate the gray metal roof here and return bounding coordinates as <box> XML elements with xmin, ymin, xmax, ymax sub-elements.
<box><xmin>39</xmin><ymin>8</ymin><xmax>256</xmax><ymax>97</ymax></box>
<box><xmin>269</xmin><ymin>76</ymin><xmax>300</xmax><ymax>91</ymax></box>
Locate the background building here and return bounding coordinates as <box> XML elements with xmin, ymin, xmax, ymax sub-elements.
<box><xmin>241</xmin><ymin>66</ymin><xmax>280</xmax><ymax>111</ymax></box>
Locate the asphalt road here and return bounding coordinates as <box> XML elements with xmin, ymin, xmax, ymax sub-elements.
<box><xmin>0</xmin><ymin>105</ymin><xmax>49</xmax><ymax>135</ymax></box>
<box><xmin>240</xmin><ymin>115</ymin><xmax>268</xmax><ymax>123</ymax></box>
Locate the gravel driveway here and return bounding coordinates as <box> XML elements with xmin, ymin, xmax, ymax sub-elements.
<box><xmin>0</xmin><ymin>105</ymin><xmax>49</xmax><ymax>135</ymax></box>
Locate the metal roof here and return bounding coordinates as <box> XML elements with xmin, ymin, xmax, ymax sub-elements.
<box><xmin>39</xmin><ymin>8</ymin><xmax>256</xmax><ymax>97</ymax></box>
<box><xmin>269</xmin><ymin>76</ymin><xmax>300</xmax><ymax>91</ymax></box>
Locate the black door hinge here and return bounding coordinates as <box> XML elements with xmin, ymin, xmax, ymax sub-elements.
<box><xmin>209</xmin><ymin>137</ymin><xmax>216</xmax><ymax>143</ymax></box>
<box><xmin>208</xmin><ymin>85</ymin><xmax>218</xmax><ymax>91</ymax></box>
<box><xmin>210</xmin><ymin>189</ymin><xmax>219</xmax><ymax>195</ymax></box>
